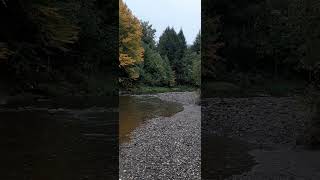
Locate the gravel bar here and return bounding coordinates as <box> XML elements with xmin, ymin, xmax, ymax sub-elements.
<box><xmin>120</xmin><ymin>92</ymin><xmax>201</xmax><ymax>180</ymax></box>
<box><xmin>202</xmin><ymin>97</ymin><xmax>320</xmax><ymax>179</ymax></box>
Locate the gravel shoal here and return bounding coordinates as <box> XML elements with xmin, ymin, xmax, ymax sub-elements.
<box><xmin>120</xmin><ymin>91</ymin><xmax>201</xmax><ymax>180</ymax></box>
<box><xmin>202</xmin><ymin>97</ymin><xmax>308</xmax><ymax>147</ymax></box>
<box><xmin>203</xmin><ymin>97</ymin><xmax>320</xmax><ymax>179</ymax></box>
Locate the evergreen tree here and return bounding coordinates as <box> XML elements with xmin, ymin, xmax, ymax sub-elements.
<box><xmin>140</xmin><ymin>45</ymin><xmax>175</xmax><ymax>86</ymax></box>
<box><xmin>177</xmin><ymin>29</ymin><xmax>187</xmax><ymax>60</ymax></box>
<box><xmin>139</xmin><ymin>22</ymin><xmax>175</xmax><ymax>86</ymax></box>
<box><xmin>191</xmin><ymin>31</ymin><xmax>201</xmax><ymax>54</ymax></box>
<box><xmin>158</xmin><ymin>27</ymin><xmax>180</xmax><ymax>64</ymax></box>
<box><xmin>141</xmin><ymin>21</ymin><xmax>157</xmax><ymax>49</ymax></box>
<box><xmin>158</xmin><ymin>27</ymin><xmax>190</xmax><ymax>84</ymax></box>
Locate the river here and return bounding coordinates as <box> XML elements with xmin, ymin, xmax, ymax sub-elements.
<box><xmin>0</xmin><ymin>96</ymin><xmax>118</xmax><ymax>180</ymax></box>
<box><xmin>119</xmin><ymin>95</ymin><xmax>183</xmax><ymax>143</ymax></box>
<box><xmin>0</xmin><ymin>95</ymin><xmax>184</xmax><ymax>179</ymax></box>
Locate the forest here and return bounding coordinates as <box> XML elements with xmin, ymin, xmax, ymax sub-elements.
<box><xmin>202</xmin><ymin>0</ymin><xmax>320</xmax><ymax>148</ymax></box>
<box><xmin>203</xmin><ymin>0</ymin><xmax>320</xmax><ymax>96</ymax></box>
<box><xmin>119</xmin><ymin>0</ymin><xmax>201</xmax><ymax>92</ymax></box>
<box><xmin>0</xmin><ymin>0</ymin><xmax>118</xmax><ymax>98</ymax></box>
<box><xmin>0</xmin><ymin>0</ymin><xmax>200</xmax><ymax>97</ymax></box>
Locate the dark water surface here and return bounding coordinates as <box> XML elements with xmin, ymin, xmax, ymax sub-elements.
<box><xmin>0</xmin><ymin>95</ymin><xmax>182</xmax><ymax>179</ymax></box>
<box><xmin>119</xmin><ymin>96</ymin><xmax>183</xmax><ymax>143</ymax></box>
<box><xmin>0</xmin><ymin>97</ymin><xmax>118</xmax><ymax>180</ymax></box>
<box><xmin>202</xmin><ymin>134</ymin><xmax>257</xmax><ymax>179</ymax></box>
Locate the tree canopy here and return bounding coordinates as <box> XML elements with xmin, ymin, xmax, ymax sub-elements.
<box><xmin>119</xmin><ymin>0</ymin><xmax>144</xmax><ymax>71</ymax></box>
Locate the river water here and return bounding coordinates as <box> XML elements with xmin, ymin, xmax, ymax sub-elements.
<box><xmin>0</xmin><ymin>95</ymin><xmax>183</xmax><ymax>179</ymax></box>
<box><xmin>0</xmin><ymin>94</ymin><xmax>259</xmax><ymax>179</ymax></box>
<box><xmin>0</xmin><ymin>96</ymin><xmax>118</xmax><ymax>180</ymax></box>
<box><xmin>119</xmin><ymin>95</ymin><xmax>183</xmax><ymax>143</ymax></box>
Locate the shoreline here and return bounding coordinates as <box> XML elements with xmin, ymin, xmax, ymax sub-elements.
<box><xmin>120</xmin><ymin>91</ymin><xmax>201</xmax><ymax>179</ymax></box>
<box><xmin>202</xmin><ymin>96</ymin><xmax>320</xmax><ymax>179</ymax></box>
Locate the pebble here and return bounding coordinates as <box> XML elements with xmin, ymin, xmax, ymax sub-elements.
<box><xmin>120</xmin><ymin>92</ymin><xmax>201</xmax><ymax>180</ymax></box>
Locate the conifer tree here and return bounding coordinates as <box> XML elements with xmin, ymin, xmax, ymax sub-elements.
<box><xmin>191</xmin><ymin>31</ymin><xmax>201</xmax><ymax>54</ymax></box>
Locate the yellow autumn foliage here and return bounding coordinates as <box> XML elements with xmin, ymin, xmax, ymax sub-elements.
<box><xmin>0</xmin><ymin>42</ymin><xmax>14</xmax><ymax>62</ymax></box>
<box><xmin>31</xmin><ymin>4</ymin><xmax>79</xmax><ymax>51</ymax></box>
<box><xmin>119</xmin><ymin>0</ymin><xmax>144</xmax><ymax>67</ymax></box>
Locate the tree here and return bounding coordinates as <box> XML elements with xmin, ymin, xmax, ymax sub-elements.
<box><xmin>119</xmin><ymin>0</ymin><xmax>144</xmax><ymax>79</ymax></box>
<box><xmin>202</xmin><ymin>15</ymin><xmax>224</xmax><ymax>79</ymax></box>
<box><xmin>298</xmin><ymin>0</ymin><xmax>320</xmax><ymax>81</ymax></box>
<box><xmin>158</xmin><ymin>27</ymin><xmax>180</xmax><ymax>64</ymax></box>
<box><xmin>158</xmin><ymin>27</ymin><xmax>190</xmax><ymax>84</ymax></box>
<box><xmin>141</xmin><ymin>21</ymin><xmax>157</xmax><ymax>49</ymax></box>
<box><xmin>191</xmin><ymin>31</ymin><xmax>201</xmax><ymax>54</ymax></box>
<box><xmin>177</xmin><ymin>29</ymin><xmax>187</xmax><ymax>60</ymax></box>
<box><xmin>139</xmin><ymin>45</ymin><xmax>175</xmax><ymax>86</ymax></box>
<box><xmin>179</xmin><ymin>49</ymin><xmax>200</xmax><ymax>85</ymax></box>
<box><xmin>192</xmin><ymin>52</ymin><xmax>201</xmax><ymax>86</ymax></box>
<box><xmin>190</xmin><ymin>32</ymin><xmax>201</xmax><ymax>85</ymax></box>
<box><xmin>139</xmin><ymin>22</ymin><xmax>175</xmax><ymax>86</ymax></box>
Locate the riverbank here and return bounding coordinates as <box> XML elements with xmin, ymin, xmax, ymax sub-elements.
<box><xmin>120</xmin><ymin>91</ymin><xmax>201</xmax><ymax>179</ymax></box>
<box><xmin>202</xmin><ymin>96</ymin><xmax>320</xmax><ymax>179</ymax></box>
<box><xmin>120</xmin><ymin>85</ymin><xmax>198</xmax><ymax>95</ymax></box>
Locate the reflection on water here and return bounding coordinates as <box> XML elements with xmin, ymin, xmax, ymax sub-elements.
<box><xmin>119</xmin><ymin>96</ymin><xmax>183</xmax><ymax>143</ymax></box>
<box><xmin>0</xmin><ymin>97</ymin><xmax>118</xmax><ymax>180</ymax></box>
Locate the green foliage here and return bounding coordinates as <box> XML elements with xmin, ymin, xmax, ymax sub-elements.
<box><xmin>132</xmin><ymin>85</ymin><xmax>196</xmax><ymax>94</ymax></box>
<box><xmin>158</xmin><ymin>27</ymin><xmax>180</xmax><ymax>63</ymax></box>
<box><xmin>177</xmin><ymin>29</ymin><xmax>187</xmax><ymax>61</ymax></box>
<box><xmin>203</xmin><ymin>0</ymin><xmax>320</xmax><ymax>85</ymax></box>
<box><xmin>191</xmin><ymin>31</ymin><xmax>201</xmax><ymax>54</ymax></box>
<box><xmin>192</xmin><ymin>53</ymin><xmax>201</xmax><ymax>86</ymax></box>
<box><xmin>139</xmin><ymin>45</ymin><xmax>175</xmax><ymax>86</ymax></box>
<box><xmin>0</xmin><ymin>0</ymin><xmax>118</xmax><ymax>96</ymax></box>
<box><xmin>178</xmin><ymin>49</ymin><xmax>198</xmax><ymax>84</ymax></box>
<box><xmin>158</xmin><ymin>27</ymin><xmax>189</xmax><ymax>84</ymax></box>
<box><xmin>141</xmin><ymin>21</ymin><xmax>157</xmax><ymax>49</ymax></box>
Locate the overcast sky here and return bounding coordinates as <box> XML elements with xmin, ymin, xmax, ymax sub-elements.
<box><xmin>123</xmin><ymin>0</ymin><xmax>201</xmax><ymax>45</ymax></box>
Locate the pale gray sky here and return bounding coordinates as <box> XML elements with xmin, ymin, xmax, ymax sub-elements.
<box><xmin>123</xmin><ymin>0</ymin><xmax>201</xmax><ymax>45</ymax></box>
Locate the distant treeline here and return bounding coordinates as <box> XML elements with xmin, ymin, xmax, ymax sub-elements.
<box><xmin>119</xmin><ymin>0</ymin><xmax>201</xmax><ymax>88</ymax></box>
<box><xmin>203</xmin><ymin>0</ymin><xmax>320</xmax><ymax>85</ymax></box>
